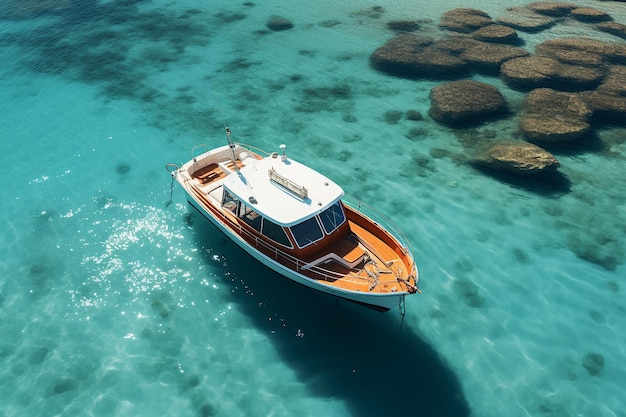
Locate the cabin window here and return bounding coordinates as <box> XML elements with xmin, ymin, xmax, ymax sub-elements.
<box><xmin>222</xmin><ymin>188</ymin><xmax>239</xmax><ymax>214</ymax></box>
<box><xmin>319</xmin><ymin>201</ymin><xmax>346</xmax><ymax>234</ymax></box>
<box><xmin>290</xmin><ymin>217</ymin><xmax>323</xmax><ymax>248</ymax></box>
<box><xmin>239</xmin><ymin>203</ymin><xmax>262</xmax><ymax>232</ymax></box>
<box><xmin>262</xmin><ymin>218</ymin><xmax>292</xmax><ymax>248</ymax></box>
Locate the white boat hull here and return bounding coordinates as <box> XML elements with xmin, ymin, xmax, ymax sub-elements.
<box><xmin>184</xmin><ymin>194</ymin><xmax>406</xmax><ymax>312</ymax></box>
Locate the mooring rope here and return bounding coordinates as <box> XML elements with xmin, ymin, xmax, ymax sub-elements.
<box><xmin>165</xmin><ymin>164</ymin><xmax>179</xmax><ymax>208</ymax></box>
<box><xmin>399</xmin><ymin>295</ymin><xmax>406</xmax><ymax>329</ymax></box>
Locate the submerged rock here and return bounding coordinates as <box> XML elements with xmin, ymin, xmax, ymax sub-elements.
<box><xmin>580</xmin><ymin>65</ymin><xmax>626</xmax><ymax>124</ymax></box>
<box><xmin>351</xmin><ymin>5</ymin><xmax>385</xmax><ymax>19</ymax></box>
<box><xmin>318</xmin><ymin>19</ymin><xmax>341</xmax><ymax>28</ymax></box>
<box><xmin>266</xmin><ymin>15</ymin><xmax>294</xmax><ymax>31</ymax></box>
<box><xmin>52</xmin><ymin>377</ymin><xmax>78</xmax><ymax>395</ymax></box>
<box><xmin>595</xmin><ymin>21</ymin><xmax>626</xmax><ymax>40</ymax></box>
<box><xmin>383</xmin><ymin>110</ymin><xmax>403</xmax><ymax>124</ymax></box>
<box><xmin>453</xmin><ymin>279</ymin><xmax>485</xmax><ymax>308</ymax></box>
<box><xmin>594</xmin><ymin>65</ymin><xmax>626</xmax><ymax>97</ymax></box>
<box><xmin>582</xmin><ymin>92</ymin><xmax>626</xmax><ymax>124</ymax></box>
<box><xmin>470</xmin><ymin>24</ymin><xmax>520</xmax><ymax>44</ymax></box>
<box><xmin>582</xmin><ymin>352</ymin><xmax>605</xmax><ymax>376</ymax></box>
<box><xmin>536</xmin><ymin>37</ymin><xmax>626</xmax><ymax>67</ymax></box>
<box><xmin>571</xmin><ymin>7</ymin><xmax>612</xmax><ymax>23</ymax></box>
<box><xmin>460</xmin><ymin>43</ymin><xmax>528</xmax><ymax>73</ymax></box>
<box><xmin>520</xmin><ymin>88</ymin><xmax>592</xmax><ymax>142</ymax></box>
<box><xmin>431</xmin><ymin>36</ymin><xmax>482</xmax><ymax>55</ymax></box>
<box><xmin>387</xmin><ymin>20</ymin><xmax>420</xmax><ymax>33</ymax></box>
<box><xmin>370</xmin><ymin>34</ymin><xmax>469</xmax><ymax>79</ymax></box>
<box><xmin>406</xmin><ymin>109</ymin><xmax>423</xmax><ymax>121</ymax></box>
<box><xmin>527</xmin><ymin>2</ymin><xmax>577</xmax><ymax>17</ymax></box>
<box><xmin>439</xmin><ymin>8</ymin><xmax>493</xmax><ymax>33</ymax></box>
<box><xmin>568</xmin><ymin>232</ymin><xmax>621</xmax><ymax>271</ymax></box>
<box><xmin>429</xmin><ymin>80</ymin><xmax>507</xmax><ymax>126</ymax></box>
<box><xmin>496</xmin><ymin>7</ymin><xmax>557</xmax><ymax>32</ymax></box>
<box><xmin>473</xmin><ymin>141</ymin><xmax>559</xmax><ymax>175</ymax></box>
<box><xmin>501</xmin><ymin>56</ymin><xmax>605</xmax><ymax>91</ymax></box>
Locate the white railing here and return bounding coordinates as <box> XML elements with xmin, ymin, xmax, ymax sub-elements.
<box><xmin>208</xmin><ymin>205</ymin><xmax>397</xmax><ymax>287</ymax></box>
<box><xmin>236</xmin><ymin>142</ymin><xmax>271</xmax><ymax>158</ymax></box>
<box><xmin>191</xmin><ymin>143</ymin><xmax>415</xmax><ymax>288</ymax></box>
<box><xmin>191</xmin><ymin>143</ymin><xmax>208</xmax><ymax>160</ymax></box>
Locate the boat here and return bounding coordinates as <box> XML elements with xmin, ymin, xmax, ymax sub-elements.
<box><xmin>166</xmin><ymin>127</ymin><xmax>420</xmax><ymax>312</ymax></box>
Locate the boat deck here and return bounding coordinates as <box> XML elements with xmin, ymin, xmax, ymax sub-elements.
<box><xmin>300</xmin><ymin>221</ymin><xmax>412</xmax><ymax>294</ymax></box>
<box><xmin>191</xmin><ymin>160</ymin><xmax>244</xmax><ymax>185</ymax></box>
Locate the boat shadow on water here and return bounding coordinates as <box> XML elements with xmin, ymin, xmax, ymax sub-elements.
<box><xmin>188</xmin><ymin>212</ymin><xmax>471</xmax><ymax>417</ymax></box>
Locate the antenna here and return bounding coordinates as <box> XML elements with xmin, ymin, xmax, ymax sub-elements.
<box><xmin>224</xmin><ymin>121</ymin><xmax>239</xmax><ymax>172</ymax></box>
<box><xmin>224</xmin><ymin>121</ymin><xmax>248</xmax><ymax>185</ymax></box>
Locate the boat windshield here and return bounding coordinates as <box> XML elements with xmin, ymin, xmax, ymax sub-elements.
<box><xmin>261</xmin><ymin>218</ymin><xmax>292</xmax><ymax>248</ymax></box>
<box><xmin>222</xmin><ymin>188</ymin><xmax>239</xmax><ymax>214</ymax></box>
<box><xmin>239</xmin><ymin>202</ymin><xmax>292</xmax><ymax>248</ymax></box>
<box><xmin>319</xmin><ymin>201</ymin><xmax>346</xmax><ymax>234</ymax></box>
<box><xmin>290</xmin><ymin>217</ymin><xmax>324</xmax><ymax>248</ymax></box>
<box><xmin>239</xmin><ymin>203</ymin><xmax>262</xmax><ymax>232</ymax></box>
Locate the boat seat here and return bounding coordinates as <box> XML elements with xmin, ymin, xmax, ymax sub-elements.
<box><xmin>336</xmin><ymin>238</ymin><xmax>366</xmax><ymax>265</ymax></box>
<box><xmin>194</xmin><ymin>163</ymin><xmax>219</xmax><ymax>182</ymax></box>
<box><xmin>201</xmin><ymin>172</ymin><xmax>220</xmax><ymax>183</ymax></box>
<box><xmin>301</xmin><ymin>239</ymin><xmax>366</xmax><ymax>271</ymax></box>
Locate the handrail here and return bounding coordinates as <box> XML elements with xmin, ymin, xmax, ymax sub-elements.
<box><xmin>235</xmin><ymin>142</ymin><xmax>272</xmax><ymax>158</ymax></box>
<box><xmin>341</xmin><ymin>194</ymin><xmax>414</xmax><ymax>256</ymax></box>
<box><xmin>236</xmin><ymin>224</ymin><xmax>369</xmax><ymax>284</ymax></box>
<box><xmin>191</xmin><ymin>144</ymin><xmax>208</xmax><ymax>160</ymax></box>
<box><xmin>186</xmin><ymin>145</ymin><xmax>415</xmax><ymax>290</ymax></box>
<box><xmin>202</xmin><ymin>192</ymin><xmax>402</xmax><ymax>287</ymax></box>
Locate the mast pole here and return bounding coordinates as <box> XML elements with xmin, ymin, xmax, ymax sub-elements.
<box><xmin>224</xmin><ymin>122</ymin><xmax>239</xmax><ymax>172</ymax></box>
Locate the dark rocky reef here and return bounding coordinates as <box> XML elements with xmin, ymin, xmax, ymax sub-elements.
<box><xmin>386</xmin><ymin>20</ymin><xmax>420</xmax><ymax>33</ymax></box>
<box><xmin>520</xmin><ymin>88</ymin><xmax>592</xmax><ymax>143</ymax></box>
<box><xmin>581</xmin><ymin>65</ymin><xmax>626</xmax><ymax>124</ymax></box>
<box><xmin>266</xmin><ymin>15</ymin><xmax>294</xmax><ymax>31</ymax></box>
<box><xmin>429</xmin><ymin>80</ymin><xmax>507</xmax><ymax>126</ymax></box>
<box><xmin>571</xmin><ymin>7</ymin><xmax>612</xmax><ymax>23</ymax></box>
<box><xmin>501</xmin><ymin>56</ymin><xmax>605</xmax><ymax>91</ymax></box>
<box><xmin>370</xmin><ymin>33</ymin><xmax>529</xmax><ymax>79</ymax></box>
<box><xmin>439</xmin><ymin>8</ymin><xmax>493</xmax><ymax>33</ymax></box>
<box><xmin>470</xmin><ymin>24</ymin><xmax>520</xmax><ymax>44</ymax></box>
<box><xmin>460</xmin><ymin>43</ymin><xmax>528</xmax><ymax>74</ymax></box>
<box><xmin>368</xmin><ymin>1</ymin><xmax>625</xmax><ymax>200</ymax></box>
<box><xmin>406</xmin><ymin>110</ymin><xmax>423</xmax><ymax>121</ymax></box>
<box><xmin>595</xmin><ymin>21</ymin><xmax>626</xmax><ymax>40</ymax></box>
<box><xmin>527</xmin><ymin>2</ymin><xmax>577</xmax><ymax>17</ymax></box>
<box><xmin>496</xmin><ymin>7</ymin><xmax>558</xmax><ymax>32</ymax></box>
<box><xmin>472</xmin><ymin>141</ymin><xmax>560</xmax><ymax>175</ymax></box>
<box><xmin>370</xmin><ymin>35</ymin><xmax>470</xmax><ymax>79</ymax></box>
<box><xmin>535</xmin><ymin>37</ymin><xmax>626</xmax><ymax>67</ymax></box>
<box><xmin>582</xmin><ymin>352</ymin><xmax>605</xmax><ymax>376</ymax></box>
<box><xmin>497</xmin><ymin>3</ymin><xmax>616</xmax><ymax>33</ymax></box>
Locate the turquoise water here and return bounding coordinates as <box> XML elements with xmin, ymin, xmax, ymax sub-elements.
<box><xmin>1</xmin><ymin>1</ymin><xmax>625</xmax><ymax>416</ymax></box>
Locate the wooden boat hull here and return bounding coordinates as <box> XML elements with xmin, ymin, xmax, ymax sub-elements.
<box><xmin>185</xmin><ymin>194</ymin><xmax>406</xmax><ymax>312</ymax></box>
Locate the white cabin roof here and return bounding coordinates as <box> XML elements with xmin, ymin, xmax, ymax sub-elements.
<box><xmin>223</xmin><ymin>154</ymin><xmax>344</xmax><ymax>227</ymax></box>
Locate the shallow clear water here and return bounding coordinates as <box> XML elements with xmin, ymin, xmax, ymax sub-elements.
<box><xmin>1</xmin><ymin>1</ymin><xmax>625</xmax><ymax>416</ymax></box>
